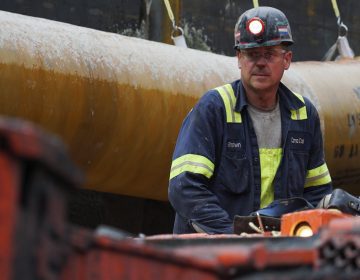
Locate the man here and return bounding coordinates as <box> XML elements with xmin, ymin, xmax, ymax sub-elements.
<box><xmin>168</xmin><ymin>6</ymin><xmax>332</xmax><ymax>234</ymax></box>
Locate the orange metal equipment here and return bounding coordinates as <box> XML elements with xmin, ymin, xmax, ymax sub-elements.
<box><xmin>61</xmin><ymin>229</ymin><xmax>319</xmax><ymax>280</ymax></box>
<box><xmin>0</xmin><ymin>11</ymin><xmax>360</xmax><ymax>201</ymax></box>
<box><xmin>280</xmin><ymin>209</ymin><xmax>350</xmax><ymax>236</ymax></box>
<box><xmin>0</xmin><ymin>117</ymin><xmax>82</xmax><ymax>280</ymax></box>
<box><xmin>0</xmin><ymin>133</ymin><xmax>20</xmax><ymax>280</ymax></box>
<box><xmin>0</xmin><ymin>116</ymin><xmax>359</xmax><ymax>279</ymax></box>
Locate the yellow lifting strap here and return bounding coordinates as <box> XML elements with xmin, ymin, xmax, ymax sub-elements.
<box><xmin>253</xmin><ymin>0</ymin><xmax>259</xmax><ymax>8</ymax></box>
<box><xmin>163</xmin><ymin>0</ymin><xmax>175</xmax><ymax>27</ymax></box>
<box><xmin>331</xmin><ymin>0</ymin><xmax>340</xmax><ymax>18</ymax></box>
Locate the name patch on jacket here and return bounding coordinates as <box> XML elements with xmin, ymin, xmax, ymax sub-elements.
<box><xmin>227</xmin><ymin>141</ymin><xmax>242</xmax><ymax>148</ymax></box>
<box><xmin>288</xmin><ymin>131</ymin><xmax>311</xmax><ymax>151</ymax></box>
<box><xmin>226</xmin><ymin>139</ymin><xmax>245</xmax><ymax>157</ymax></box>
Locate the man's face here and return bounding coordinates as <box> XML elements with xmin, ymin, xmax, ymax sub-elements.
<box><xmin>237</xmin><ymin>45</ymin><xmax>292</xmax><ymax>93</ymax></box>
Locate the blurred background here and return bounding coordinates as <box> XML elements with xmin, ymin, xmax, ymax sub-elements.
<box><xmin>1</xmin><ymin>0</ymin><xmax>359</xmax><ymax>60</ymax></box>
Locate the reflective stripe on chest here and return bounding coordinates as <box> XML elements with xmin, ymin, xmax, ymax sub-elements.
<box><xmin>215</xmin><ymin>84</ymin><xmax>242</xmax><ymax>123</ymax></box>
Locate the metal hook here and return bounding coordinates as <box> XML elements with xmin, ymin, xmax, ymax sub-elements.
<box><xmin>337</xmin><ymin>17</ymin><xmax>348</xmax><ymax>37</ymax></box>
<box><xmin>336</xmin><ymin>16</ymin><xmax>342</xmax><ymax>27</ymax></box>
<box><xmin>171</xmin><ymin>25</ymin><xmax>187</xmax><ymax>48</ymax></box>
<box><xmin>171</xmin><ymin>25</ymin><xmax>184</xmax><ymax>39</ymax></box>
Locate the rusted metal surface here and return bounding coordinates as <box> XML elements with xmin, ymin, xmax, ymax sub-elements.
<box><xmin>63</xmin><ymin>216</ymin><xmax>360</xmax><ymax>279</ymax></box>
<box><xmin>62</xmin><ymin>232</ymin><xmax>314</xmax><ymax>280</ymax></box>
<box><xmin>0</xmin><ymin>11</ymin><xmax>360</xmax><ymax>201</ymax></box>
<box><xmin>60</xmin><ymin>224</ymin><xmax>360</xmax><ymax>279</ymax></box>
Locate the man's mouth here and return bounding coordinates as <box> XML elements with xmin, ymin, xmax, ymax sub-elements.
<box><xmin>252</xmin><ymin>73</ymin><xmax>270</xmax><ymax>76</ymax></box>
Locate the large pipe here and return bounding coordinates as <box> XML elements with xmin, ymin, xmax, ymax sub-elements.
<box><xmin>0</xmin><ymin>11</ymin><xmax>359</xmax><ymax>200</ymax></box>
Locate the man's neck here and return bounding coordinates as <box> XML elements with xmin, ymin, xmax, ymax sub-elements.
<box><xmin>244</xmin><ymin>87</ymin><xmax>278</xmax><ymax>111</ymax></box>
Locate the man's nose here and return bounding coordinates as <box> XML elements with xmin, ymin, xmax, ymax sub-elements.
<box><xmin>255</xmin><ymin>54</ymin><xmax>268</xmax><ymax>64</ymax></box>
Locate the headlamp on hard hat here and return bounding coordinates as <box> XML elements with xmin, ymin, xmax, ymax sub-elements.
<box><xmin>234</xmin><ymin>6</ymin><xmax>294</xmax><ymax>50</ymax></box>
<box><xmin>247</xmin><ymin>17</ymin><xmax>265</xmax><ymax>36</ymax></box>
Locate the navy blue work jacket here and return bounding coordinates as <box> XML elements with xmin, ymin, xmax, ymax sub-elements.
<box><xmin>168</xmin><ymin>80</ymin><xmax>332</xmax><ymax>234</ymax></box>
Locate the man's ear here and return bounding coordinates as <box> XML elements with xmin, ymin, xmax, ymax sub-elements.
<box><xmin>284</xmin><ymin>51</ymin><xmax>292</xmax><ymax>70</ymax></box>
<box><xmin>237</xmin><ymin>51</ymin><xmax>242</xmax><ymax>69</ymax></box>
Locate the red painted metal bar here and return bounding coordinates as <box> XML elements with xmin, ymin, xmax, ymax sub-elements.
<box><xmin>0</xmin><ymin>150</ymin><xmax>21</xmax><ymax>280</ymax></box>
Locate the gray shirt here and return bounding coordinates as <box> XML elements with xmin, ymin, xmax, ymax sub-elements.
<box><xmin>247</xmin><ymin>100</ymin><xmax>281</xmax><ymax>149</ymax></box>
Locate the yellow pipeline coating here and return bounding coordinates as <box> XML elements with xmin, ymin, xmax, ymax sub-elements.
<box><xmin>0</xmin><ymin>11</ymin><xmax>238</xmax><ymax>201</ymax></box>
<box><xmin>283</xmin><ymin>59</ymin><xmax>360</xmax><ymax>192</ymax></box>
<box><xmin>0</xmin><ymin>11</ymin><xmax>359</xmax><ymax>200</ymax></box>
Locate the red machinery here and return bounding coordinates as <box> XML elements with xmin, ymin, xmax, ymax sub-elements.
<box><xmin>0</xmin><ymin>117</ymin><xmax>359</xmax><ymax>279</ymax></box>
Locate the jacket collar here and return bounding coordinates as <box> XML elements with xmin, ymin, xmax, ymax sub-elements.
<box><xmin>234</xmin><ymin>80</ymin><xmax>305</xmax><ymax>112</ymax></box>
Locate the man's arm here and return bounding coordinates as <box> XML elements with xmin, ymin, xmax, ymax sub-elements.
<box><xmin>168</xmin><ymin>91</ymin><xmax>233</xmax><ymax>234</ymax></box>
<box><xmin>303</xmin><ymin>104</ymin><xmax>332</xmax><ymax>206</ymax></box>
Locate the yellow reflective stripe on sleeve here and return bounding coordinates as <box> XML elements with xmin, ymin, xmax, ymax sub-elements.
<box><xmin>215</xmin><ymin>84</ymin><xmax>242</xmax><ymax>123</ymax></box>
<box><xmin>169</xmin><ymin>154</ymin><xmax>215</xmax><ymax>180</ymax></box>
<box><xmin>290</xmin><ymin>92</ymin><xmax>308</xmax><ymax>120</ymax></box>
<box><xmin>305</xmin><ymin>163</ymin><xmax>332</xmax><ymax>188</ymax></box>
